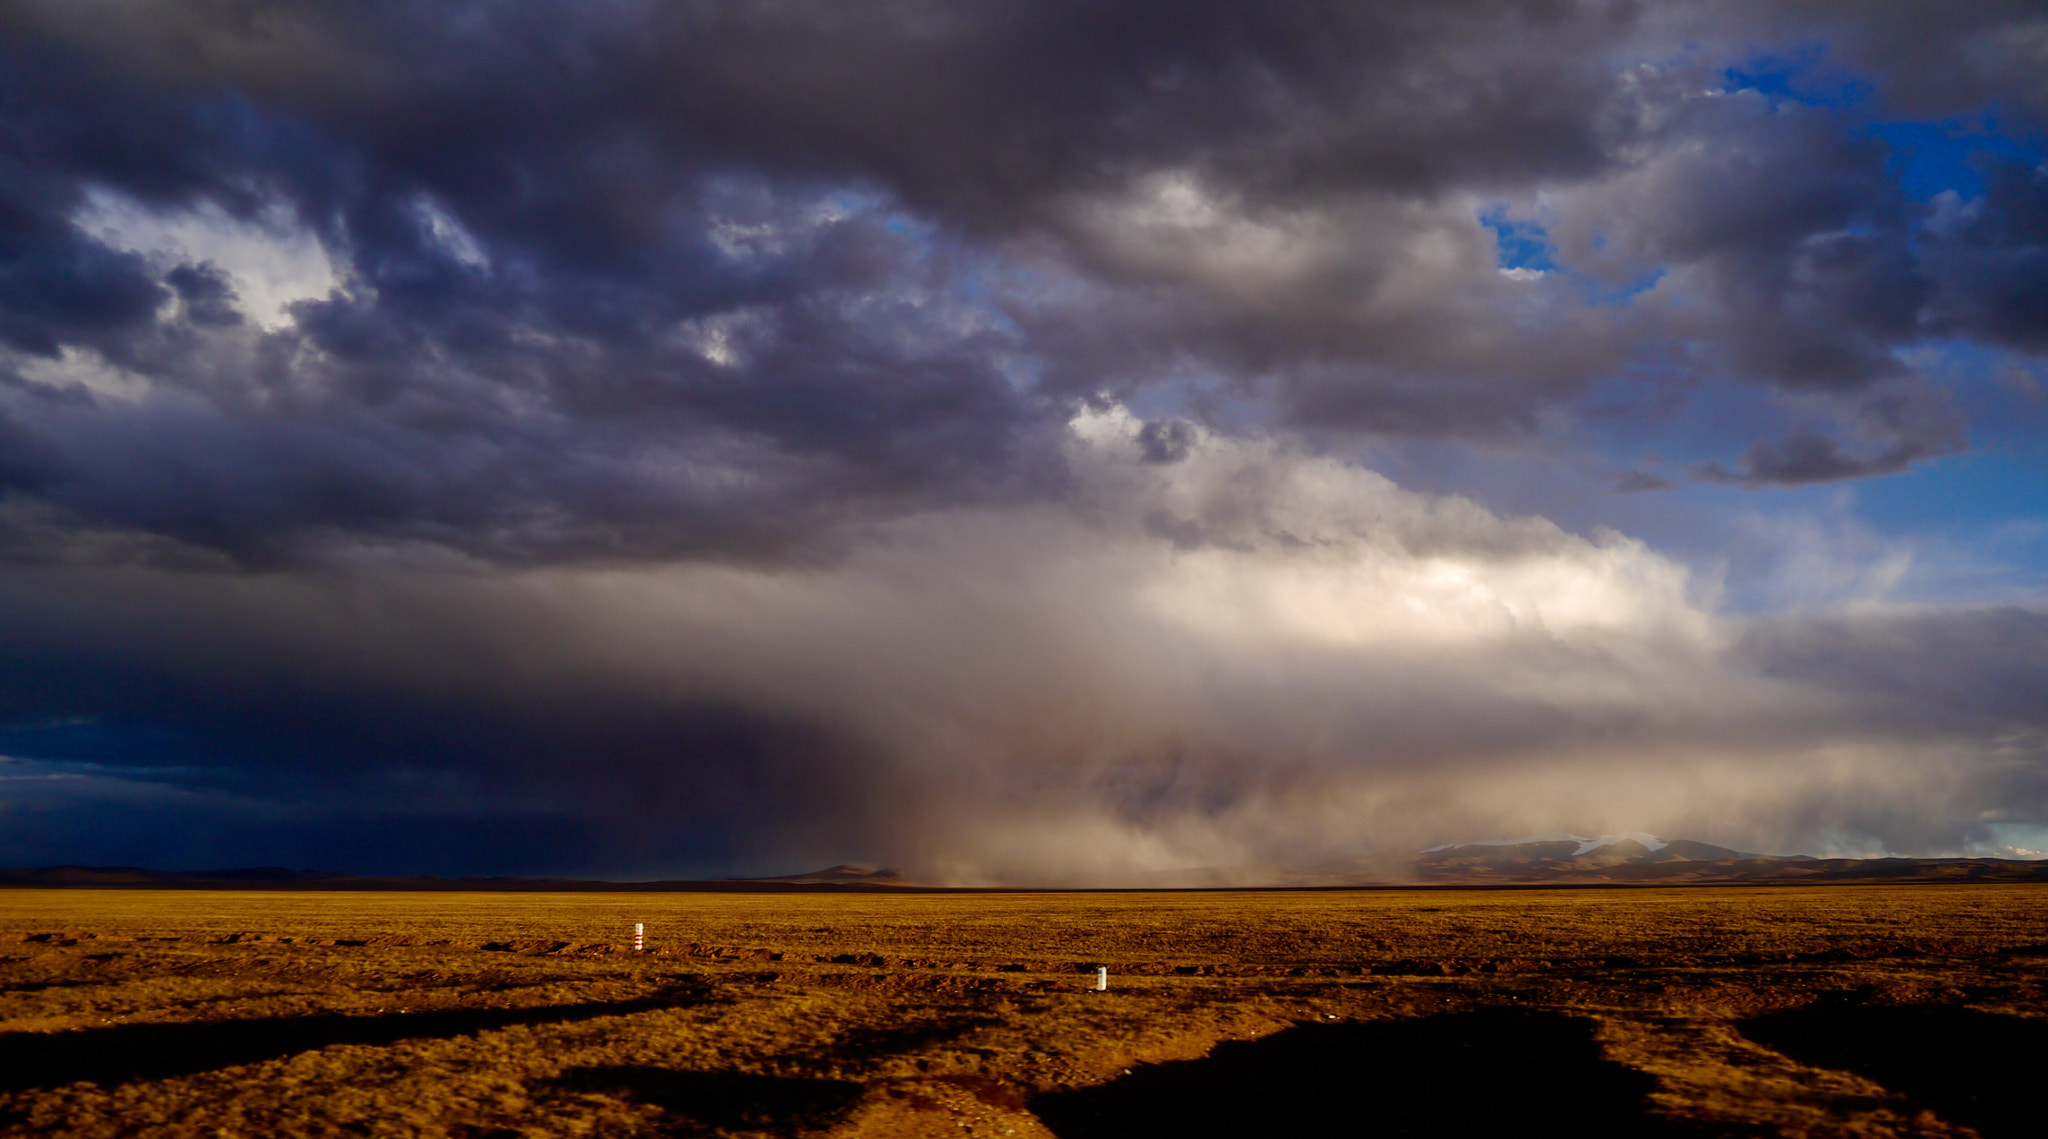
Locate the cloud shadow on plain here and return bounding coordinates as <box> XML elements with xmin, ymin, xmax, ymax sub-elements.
<box><xmin>545</xmin><ymin>1066</ymin><xmax>865</xmax><ymax>1137</ymax></box>
<box><xmin>0</xmin><ymin>984</ymin><xmax>712</xmax><ymax>1093</ymax></box>
<box><xmin>1029</xmin><ymin>1009</ymin><xmax>1705</xmax><ymax>1138</ymax></box>
<box><xmin>1738</xmin><ymin>1001</ymin><xmax>2048</xmax><ymax>1139</ymax></box>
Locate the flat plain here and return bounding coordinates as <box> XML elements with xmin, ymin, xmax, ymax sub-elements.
<box><xmin>3</xmin><ymin>884</ymin><xmax>2046</xmax><ymax>1137</ymax></box>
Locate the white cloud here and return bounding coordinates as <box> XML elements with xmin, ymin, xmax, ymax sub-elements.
<box><xmin>72</xmin><ymin>186</ymin><xmax>338</xmax><ymax>328</ymax></box>
<box><xmin>13</xmin><ymin>346</ymin><xmax>156</xmax><ymax>403</ymax></box>
<box><xmin>410</xmin><ymin>195</ymin><xmax>490</xmax><ymax>271</ymax></box>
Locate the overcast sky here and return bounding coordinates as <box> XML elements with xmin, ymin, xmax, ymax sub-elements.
<box><xmin>1</xmin><ymin>1</ymin><xmax>2045</xmax><ymax>881</ymax></box>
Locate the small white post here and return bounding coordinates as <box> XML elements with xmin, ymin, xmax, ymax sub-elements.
<box><xmin>634</xmin><ymin>922</ymin><xmax>645</xmax><ymax>952</ymax></box>
<box><xmin>1095</xmin><ymin>966</ymin><xmax>1108</xmax><ymax>991</ymax></box>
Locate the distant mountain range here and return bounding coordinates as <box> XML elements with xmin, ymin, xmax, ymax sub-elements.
<box><xmin>1414</xmin><ymin>832</ymin><xmax>1772</xmax><ymax>877</ymax></box>
<box><xmin>1407</xmin><ymin>833</ymin><xmax>2048</xmax><ymax>885</ymax></box>
<box><xmin>4</xmin><ymin>844</ymin><xmax>2045</xmax><ymax>890</ymax></box>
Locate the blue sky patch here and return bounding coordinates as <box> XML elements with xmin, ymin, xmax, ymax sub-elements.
<box><xmin>1478</xmin><ymin>205</ymin><xmax>1555</xmax><ymax>272</ymax></box>
<box><xmin>1722</xmin><ymin>46</ymin><xmax>1873</xmax><ymax>110</ymax></box>
<box><xmin>1864</xmin><ymin>118</ymin><xmax>2046</xmax><ymax>201</ymax></box>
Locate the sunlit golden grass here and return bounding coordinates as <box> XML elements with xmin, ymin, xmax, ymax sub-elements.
<box><xmin>4</xmin><ymin>884</ymin><xmax>2045</xmax><ymax>1137</ymax></box>
<box><xmin>10</xmin><ymin>882</ymin><xmax>2042</xmax><ymax>961</ymax></box>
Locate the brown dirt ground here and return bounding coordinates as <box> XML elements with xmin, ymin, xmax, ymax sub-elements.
<box><xmin>3</xmin><ymin>884</ymin><xmax>2045</xmax><ymax>1137</ymax></box>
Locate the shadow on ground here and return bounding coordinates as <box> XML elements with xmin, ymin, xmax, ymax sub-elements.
<box><xmin>800</xmin><ymin>1015</ymin><xmax>1000</xmax><ymax>1067</ymax></box>
<box><xmin>1739</xmin><ymin>1002</ymin><xmax>2048</xmax><ymax>1139</ymax></box>
<box><xmin>0</xmin><ymin>983</ymin><xmax>711</xmax><ymax>1092</ymax></box>
<box><xmin>549</xmin><ymin>1067</ymin><xmax>864</xmax><ymax>1137</ymax></box>
<box><xmin>1031</xmin><ymin>1009</ymin><xmax>1700</xmax><ymax>1138</ymax></box>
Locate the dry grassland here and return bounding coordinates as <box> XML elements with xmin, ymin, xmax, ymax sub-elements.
<box><xmin>3</xmin><ymin>884</ymin><xmax>2046</xmax><ymax>1137</ymax></box>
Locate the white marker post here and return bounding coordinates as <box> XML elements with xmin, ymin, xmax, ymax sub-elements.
<box><xmin>1096</xmin><ymin>966</ymin><xmax>1108</xmax><ymax>991</ymax></box>
<box><xmin>634</xmin><ymin>922</ymin><xmax>645</xmax><ymax>952</ymax></box>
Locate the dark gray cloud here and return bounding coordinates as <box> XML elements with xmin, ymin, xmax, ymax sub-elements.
<box><xmin>1926</xmin><ymin>155</ymin><xmax>2048</xmax><ymax>350</ymax></box>
<box><xmin>0</xmin><ymin>560</ymin><xmax>894</xmax><ymax>876</ymax></box>
<box><xmin>1694</xmin><ymin>379</ymin><xmax>1967</xmax><ymax>486</ymax></box>
<box><xmin>1136</xmin><ymin>418</ymin><xmax>1197</xmax><ymax>465</ymax></box>
<box><xmin>1701</xmin><ymin>430</ymin><xmax>1906</xmax><ymax>487</ymax></box>
<box><xmin>0</xmin><ymin>2</ymin><xmax>2044</xmax><ymax>875</ymax></box>
<box><xmin>0</xmin><ymin>0</ymin><xmax>2037</xmax><ymax>568</ymax></box>
<box><xmin>164</xmin><ymin>262</ymin><xmax>242</xmax><ymax>328</ymax></box>
<box><xmin>1781</xmin><ymin>1</ymin><xmax>2048</xmax><ymax>124</ymax></box>
<box><xmin>1738</xmin><ymin>607</ymin><xmax>2048</xmax><ymax>733</ymax></box>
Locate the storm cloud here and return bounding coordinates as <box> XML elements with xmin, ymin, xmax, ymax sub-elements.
<box><xmin>0</xmin><ymin>2</ymin><xmax>2044</xmax><ymax>877</ymax></box>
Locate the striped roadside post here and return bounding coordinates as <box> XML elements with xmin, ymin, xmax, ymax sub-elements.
<box><xmin>634</xmin><ymin>922</ymin><xmax>645</xmax><ymax>952</ymax></box>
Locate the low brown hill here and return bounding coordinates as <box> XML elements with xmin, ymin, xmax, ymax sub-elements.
<box><xmin>740</xmin><ymin>864</ymin><xmax>912</xmax><ymax>885</ymax></box>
